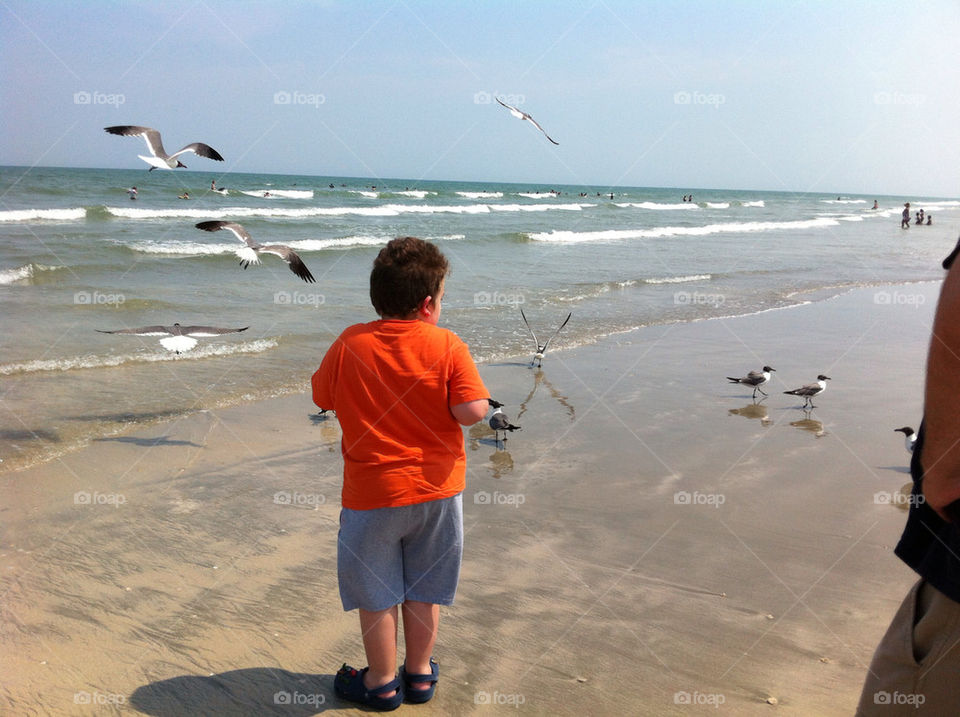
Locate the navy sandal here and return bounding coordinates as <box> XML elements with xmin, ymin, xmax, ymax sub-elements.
<box><xmin>333</xmin><ymin>664</ymin><xmax>403</xmax><ymax>711</ymax></box>
<box><xmin>400</xmin><ymin>657</ymin><xmax>439</xmax><ymax>704</ymax></box>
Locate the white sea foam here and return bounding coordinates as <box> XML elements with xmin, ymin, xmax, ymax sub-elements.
<box><xmin>394</xmin><ymin>190</ymin><xmax>435</xmax><ymax>198</ymax></box>
<box><xmin>132</xmin><ymin>233</ymin><xmax>467</xmax><ymax>256</ymax></box>
<box><xmin>0</xmin><ymin>207</ymin><xmax>87</xmax><ymax>221</ymax></box>
<box><xmin>645</xmin><ymin>274</ymin><xmax>712</xmax><ymax>284</ymax></box>
<box><xmin>240</xmin><ymin>189</ymin><xmax>314</xmax><ymax>199</ymax></box>
<box><xmin>350</xmin><ymin>190</ymin><xmax>379</xmax><ymax>198</ymax></box>
<box><xmin>822</xmin><ymin>199</ymin><xmax>867</xmax><ymax>204</ymax></box>
<box><xmin>741</xmin><ymin>200</ymin><xmax>765</xmax><ymax>207</ymax></box>
<box><xmin>516</xmin><ymin>192</ymin><xmax>556</xmax><ymax>199</ymax></box>
<box><xmin>705</xmin><ymin>202</ymin><xmax>730</xmax><ymax>209</ymax></box>
<box><xmin>615</xmin><ymin>202</ymin><xmax>697</xmax><ymax>210</ymax></box>
<box><xmin>529</xmin><ymin>217</ymin><xmax>840</xmax><ymax>243</ymax></box>
<box><xmin>0</xmin><ymin>338</ymin><xmax>279</xmax><ymax>375</ymax></box>
<box><xmin>457</xmin><ymin>191</ymin><xmax>503</xmax><ymax>199</ymax></box>
<box><xmin>490</xmin><ymin>203</ymin><xmax>592</xmax><ymax>213</ymax></box>
<box><xmin>0</xmin><ymin>264</ymin><xmax>64</xmax><ymax>284</ymax></box>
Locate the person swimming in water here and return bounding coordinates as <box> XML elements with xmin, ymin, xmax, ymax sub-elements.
<box><xmin>178</xmin><ymin>191</ymin><xmax>190</xmax><ymax>200</ymax></box>
<box><xmin>128</xmin><ymin>186</ymin><xmax>137</xmax><ymax>200</ymax></box>
<box><xmin>901</xmin><ymin>203</ymin><xmax>911</xmax><ymax>229</ymax></box>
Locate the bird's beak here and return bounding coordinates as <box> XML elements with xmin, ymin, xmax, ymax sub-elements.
<box><xmin>177</xmin><ymin>161</ymin><xmax>187</xmax><ymax>168</ymax></box>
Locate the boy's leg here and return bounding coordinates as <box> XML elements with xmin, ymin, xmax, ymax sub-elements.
<box><xmin>402</xmin><ymin>600</ymin><xmax>439</xmax><ymax>688</ymax></box>
<box><xmin>359</xmin><ymin>605</ymin><xmax>400</xmax><ymax>694</ymax></box>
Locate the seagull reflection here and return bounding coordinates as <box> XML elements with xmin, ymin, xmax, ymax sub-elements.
<box><xmin>790</xmin><ymin>409</ymin><xmax>826</xmax><ymax>437</ymax></box>
<box><xmin>489</xmin><ymin>449</ymin><xmax>514</xmax><ymax>478</ymax></box>
<box><xmin>517</xmin><ymin>368</ymin><xmax>575</xmax><ymax>422</ymax></box>
<box><xmin>728</xmin><ymin>401</ymin><xmax>771</xmax><ymax>425</ymax></box>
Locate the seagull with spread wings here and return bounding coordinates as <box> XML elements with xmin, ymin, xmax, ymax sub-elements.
<box><xmin>195</xmin><ymin>221</ymin><xmax>316</xmax><ymax>283</ymax></box>
<box><xmin>104</xmin><ymin>125</ymin><xmax>225</xmax><ymax>170</ymax></box>
<box><xmin>520</xmin><ymin>308</ymin><xmax>571</xmax><ymax>367</ymax></box>
<box><xmin>495</xmin><ymin>98</ymin><xmax>559</xmax><ymax>145</ymax></box>
<box><xmin>97</xmin><ymin>323</ymin><xmax>248</xmax><ymax>354</ymax></box>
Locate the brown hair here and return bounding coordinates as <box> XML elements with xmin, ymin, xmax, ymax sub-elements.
<box><xmin>370</xmin><ymin>237</ymin><xmax>449</xmax><ymax>317</ymax></box>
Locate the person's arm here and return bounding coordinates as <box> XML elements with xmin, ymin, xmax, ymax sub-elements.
<box><xmin>921</xmin><ymin>266</ymin><xmax>960</xmax><ymax>520</ymax></box>
<box><xmin>451</xmin><ymin>398</ymin><xmax>488</xmax><ymax>426</ymax></box>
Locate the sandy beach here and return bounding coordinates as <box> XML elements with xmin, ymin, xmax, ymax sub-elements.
<box><xmin>0</xmin><ymin>281</ymin><xmax>939</xmax><ymax>715</ymax></box>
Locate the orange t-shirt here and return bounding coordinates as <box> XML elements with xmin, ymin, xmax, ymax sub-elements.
<box><xmin>312</xmin><ymin>319</ymin><xmax>488</xmax><ymax>510</ymax></box>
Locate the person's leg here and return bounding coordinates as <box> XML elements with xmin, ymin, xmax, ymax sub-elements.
<box><xmin>359</xmin><ymin>605</ymin><xmax>400</xmax><ymax>696</ymax></box>
<box><xmin>402</xmin><ymin>600</ymin><xmax>440</xmax><ymax>688</ymax></box>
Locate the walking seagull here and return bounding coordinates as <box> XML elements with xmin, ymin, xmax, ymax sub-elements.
<box><xmin>195</xmin><ymin>221</ymin><xmax>316</xmax><ymax>283</ymax></box>
<box><xmin>97</xmin><ymin>323</ymin><xmax>248</xmax><ymax>354</ymax></box>
<box><xmin>894</xmin><ymin>426</ymin><xmax>917</xmax><ymax>454</ymax></box>
<box><xmin>727</xmin><ymin>365</ymin><xmax>776</xmax><ymax>399</ymax></box>
<box><xmin>783</xmin><ymin>375</ymin><xmax>831</xmax><ymax>408</ymax></box>
<box><xmin>488</xmin><ymin>399</ymin><xmax>521</xmax><ymax>448</ymax></box>
<box><xmin>520</xmin><ymin>308</ymin><xmax>571</xmax><ymax>368</ymax></box>
<box><xmin>495</xmin><ymin>98</ymin><xmax>559</xmax><ymax>145</ymax></box>
<box><xmin>104</xmin><ymin>125</ymin><xmax>225</xmax><ymax>170</ymax></box>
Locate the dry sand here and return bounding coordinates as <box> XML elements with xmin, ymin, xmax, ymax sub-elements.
<box><xmin>0</xmin><ymin>282</ymin><xmax>940</xmax><ymax>715</ymax></box>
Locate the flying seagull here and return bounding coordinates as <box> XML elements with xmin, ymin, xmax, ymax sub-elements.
<box><xmin>894</xmin><ymin>426</ymin><xmax>916</xmax><ymax>453</ymax></box>
<box><xmin>495</xmin><ymin>98</ymin><xmax>559</xmax><ymax>145</ymax></box>
<box><xmin>783</xmin><ymin>375</ymin><xmax>831</xmax><ymax>408</ymax></box>
<box><xmin>488</xmin><ymin>399</ymin><xmax>521</xmax><ymax>448</ymax></box>
<box><xmin>104</xmin><ymin>125</ymin><xmax>224</xmax><ymax>170</ymax></box>
<box><xmin>727</xmin><ymin>366</ymin><xmax>776</xmax><ymax>399</ymax></box>
<box><xmin>97</xmin><ymin>323</ymin><xmax>248</xmax><ymax>354</ymax></box>
<box><xmin>195</xmin><ymin>221</ymin><xmax>316</xmax><ymax>283</ymax></box>
<box><xmin>520</xmin><ymin>308</ymin><xmax>571</xmax><ymax>367</ymax></box>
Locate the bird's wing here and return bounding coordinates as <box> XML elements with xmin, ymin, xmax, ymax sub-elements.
<box><xmin>235</xmin><ymin>247</ymin><xmax>261</xmax><ymax>267</ymax></box>
<box><xmin>540</xmin><ymin>312</ymin><xmax>572</xmax><ymax>353</ymax></box>
<box><xmin>196</xmin><ymin>220</ymin><xmax>256</xmax><ymax>247</ymax></box>
<box><xmin>259</xmin><ymin>245</ymin><xmax>317</xmax><ymax>283</ymax></box>
<box><xmin>523</xmin><ymin>115</ymin><xmax>559</xmax><ymax>145</ymax></box>
<box><xmin>104</xmin><ymin>126</ymin><xmax>165</xmax><ymax>158</ymax></box>
<box><xmin>178</xmin><ymin>326</ymin><xmax>249</xmax><ymax>337</ymax></box>
<box><xmin>169</xmin><ymin>143</ymin><xmax>225</xmax><ymax>162</ymax></box>
<box><xmin>745</xmin><ymin>370</ymin><xmax>765</xmax><ymax>381</ymax></box>
<box><xmin>519</xmin><ymin>307</ymin><xmax>540</xmax><ymax>349</ymax></box>
<box><xmin>96</xmin><ymin>325</ymin><xmax>171</xmax><ymax>336</ymax></box>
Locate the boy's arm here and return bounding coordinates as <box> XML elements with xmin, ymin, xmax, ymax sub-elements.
<box><xmin>312</xmin><ymin>340</ymin><xmax>341</xmax><ymax>410</ymax></box>
<box><xmin>451</xmin><ymin>398</ymin><xmax>489</xmax><ymax>426</ymax></box>
<box><xmin>921</xmin><ymin>264</ymin><xmax>960</xmax><ymax>520</ymax></box>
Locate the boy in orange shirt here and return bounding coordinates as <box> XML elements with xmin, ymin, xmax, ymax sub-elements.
<box><xmin>313</xmin><ymin>236</ymin><xmax>489</xmax><ymax>710</ymax></box>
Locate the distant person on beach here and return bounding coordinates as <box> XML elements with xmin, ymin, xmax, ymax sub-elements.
<box><xmin>127</xmin><ymin>186</ymin><xmax>137</xmax><ymax>200</ymax></box>
<box><xmin>178</xmin><ymin>191</ymin><xmax>189</xmax><ymax>200</ymax></box>
<box><xmin>872</xmin><ymin>200</ymin><xmax>879</xmax><ymax>210</ymax></box>
<box><xmin>856</xmin><ymin>240</ymin><xmax>960</xmax><ymax>714</ymax></box>
<box><xmin>927</xmin><ymin>215</ymin><xmax>932</xmax><ymax>225</ymax></box>
<box><xmin>210</xmin><ymin>179</ymin><xmax>216</xmax><ymax>191</ymax></box>
<box><xmin>901</xmin><ymin>203</ymin><xmax>911</xmax><ymax>229</ymax></box>
<box><xmin>312</xmin><ymin>237</ymin><xmax>489</xmax><ymax>710</ymax></box>
<box><xmin>919</xmin><ymin>209</ymin><xmax>925</xmax><ymax>224</ymax></box>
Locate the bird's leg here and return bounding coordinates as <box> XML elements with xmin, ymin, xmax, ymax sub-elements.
<box><xmin>757</xmin><ymin>387</ymin><xmax>767</xmax><ymax>396</ymax></box>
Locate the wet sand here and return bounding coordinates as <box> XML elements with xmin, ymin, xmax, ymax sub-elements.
<box><xmin>0</xmin><ymin>282</ymin><xmax>939</xmax><ymax>715</ymax></box>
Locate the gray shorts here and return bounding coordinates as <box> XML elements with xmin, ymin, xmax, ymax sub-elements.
<box><xmin>337</xmin><ymin>493</ymin><xmax>463</xmax><ymax>612</ymax></box>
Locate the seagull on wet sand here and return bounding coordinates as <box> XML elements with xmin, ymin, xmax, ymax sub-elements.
<box><xmin>520</xmin><ymin>309</ymin><xmax>571</xmax><ymax>368</ymax></box>
<box><xmin>97</xmin><ymin>323</ymin><xmax>248</xmax><ymax>354</ymax></box>
<box><xmin>784</xmin><ymin>375</ymin><xmax>831</xmax><ymax>408</ymax></box>
<box><xmin>195</xmin><ymin>221</ymin><xmax>316</xmax><ymax>283</ymax></box>
<box><xmin>488</xmin><ymin>398</ymin><xmax>521</xmax><ymax>448</ymax></box>
<box><xmin>104</xmin><ymin>125</ymin><xmax>224</xmax><ymax>170</ymax></box>
<box><xmin>894</xmin><ymin>426</ymin><xmax>917</xmax><ymax>453</ymax></box>
<box><xmin>495</xmin><ymin>98</ymin><xmax>559</xmax><ymax>145</ymax></box>
<box><xmin>727</xmin><ymin>365</ymin><xmax>776</xmax><ymax>399</ymax></box>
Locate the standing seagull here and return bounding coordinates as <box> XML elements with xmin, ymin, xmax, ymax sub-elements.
<box><xmin>894</xmin><ymin>426</ymin><xmax>917</xmax><ymax>453</ymax></box>
<box><xmin>520</xmin><ymin>308</ymin><xmax>571</xmax><ymax>368</ymax></box>
<box><xmin>727</xmin><ymin>365</ymin><xmax>776</xmax><ymax>399</ymax></box>
<box><xmin>97</xmin><ymin>323</ymin><xmax>248</xmax><ymax>354</ymax></box>
<box><xmin>488</xmin><ymin>399</ymin><xmax>521</xmax><ymax>448</ymax></box>
<box><xmin>783</xmin><ymin>375</ymin><xmax>831</xmax><ymax>408</ymax></box>
<box><xmin>104</xmin><ymin>125</ymin><xmax>224</xmax><ymax>170</ymax></box>
<box><xmin>495</xmin><ymin>98</ymin><xmax>559</xmax><ymax>145</ymax></box>
<box><xmin>195</xmin><ymin>221</ymin><xmax>316</xmax><ymax>283</ymax></box>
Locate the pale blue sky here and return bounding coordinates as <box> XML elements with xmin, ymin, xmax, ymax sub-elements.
<box><xmin>2</xmin><ymin>1</ymin><xmax>958</xmax><ymax>195</ymax></box>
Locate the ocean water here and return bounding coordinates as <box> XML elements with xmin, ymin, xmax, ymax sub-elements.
<box><xmin>1</xmin><ymin>165</ymin><xmax>957</xmax><ymax>472</ymax></box>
